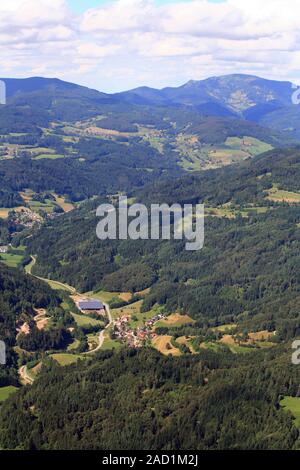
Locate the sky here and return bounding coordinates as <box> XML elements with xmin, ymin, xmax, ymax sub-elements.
<box><xmin>0</xmin><ymin>0</ymin><xmax>300</xmax><ymax>92</ymax></box>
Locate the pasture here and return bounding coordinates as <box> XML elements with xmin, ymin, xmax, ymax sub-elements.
<box><xmin>0</xmin><ymin>386</ymin><xmax>18</xmax><ymax>403</ymax></box>
<box><xmin>0</xmin><ymin>252</ymin><xmax>24</xmax><ymax>268</ymax></box>
<box><xmin>50</xmin><ymin>354</ymin><xmax>84</xmax><ymax>366</ymax></box>
<box><xmin>266</xmin><ymin>185</ymin><xmax>300</xmax><ymax>203</ymax></box>
<box><xmin>155</xmin><ymin>313</ymin><xmax>195</xmax><ymax>328</ymax></box>
<box><xmin>152</xmin><ymin>335</ymin><xmax>181</xmax><ymax>356</ymax></box>
<box><xmin>71</xmin><ymin>312</ymin><xmax>104</xmax><ymax>328</ymax></box>
<box><xmin>281</xmin><ymin>397</ymin><xmax>300</xmax><ymax>430</ymax></box>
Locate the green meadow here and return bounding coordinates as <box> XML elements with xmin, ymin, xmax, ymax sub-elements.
<box><xmin>281</xmin><ymin>396</ymin><xmax>300</xmax><ymax>430</ymax></box>
<box><xmin>0</xmin><ymin>386</ymin><xmax>18</xmax><ymax>403</ymax></box>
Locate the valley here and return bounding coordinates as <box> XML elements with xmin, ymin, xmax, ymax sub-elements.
<box><xmin>0</xmin><ymin>74</ymin><xmax>300</xmax><ymax>450</ymax></box>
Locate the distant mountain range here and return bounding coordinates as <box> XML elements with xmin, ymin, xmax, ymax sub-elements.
<box><xmin>116</xmin><ymin>74</ymin><xmax>300</xmax><ymax>137</ymax></box>
<box><xmin>1</xmin><ymin>74</ymin><xmax>300</xmax><ymax>139</ymax></box>
<box><xmin>116</xmin><ymin>74</ymin><xmax>294</xmax><ymax>112</ymax></box>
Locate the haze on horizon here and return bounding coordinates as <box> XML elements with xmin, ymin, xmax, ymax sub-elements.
<box><xmin>0</xmin><ymin>0</ymin><xmax>300</xmax><ymax>93</ymax></box>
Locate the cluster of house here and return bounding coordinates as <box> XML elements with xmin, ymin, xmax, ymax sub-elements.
<box><xmin>0</xmin><ymin>245</ymin><xmax>8</xmax><ymax>254</ymax></box>
<box><xmin>11</xmin><ymin>208</ymin><xmax>42</xmax><ymax>228</ymax></box>
<box><xmin>113</xmin><ymin>311</ymin><xmax>166</xmax><ymax>348</ymax></box>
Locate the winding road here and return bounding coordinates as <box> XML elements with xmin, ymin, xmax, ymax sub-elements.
<box><xmin>19</xmin><ymin>365</ymin><xmax>34</xmax><ymax>385</ymax></box>
<box><xmin>25</xmin><ymin>256</ymin><xmax>76</xmax><ymax>293</ymax></box>
<box><xmin>83</xmin><ymin>302</ymin><xmax>113</xmax><ymax>355</ymax></box>
<box><xmin>20</xmin><ymin>255</ymin><xmax>115</xmax><ymax>383</ymax></box>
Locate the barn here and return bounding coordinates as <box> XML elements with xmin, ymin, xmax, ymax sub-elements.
<box><xmin>78</xmin><ymin>300</ymin><xmax>105</xmax><ymax>314</ymax></box>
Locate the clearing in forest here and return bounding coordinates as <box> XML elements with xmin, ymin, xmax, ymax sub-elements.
<box><xmin>155</xmin><ymin>313</ymin><xmax>195</xmax><ymax>328</ymax></box>
<box><xmin>152</xmin><ymin>335</ymin><xmax>181</xmax><ymax>356</ymax></box>
<box><xmin>281</xmin><ymin>397</ymin><xmax>300</xmax><ymax>430</ymax></box>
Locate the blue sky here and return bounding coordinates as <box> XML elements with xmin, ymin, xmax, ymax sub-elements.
<box><xmin>68</xmin><ymin>0</ymin><xmax>226</xmax><ymax>14</ymax></box>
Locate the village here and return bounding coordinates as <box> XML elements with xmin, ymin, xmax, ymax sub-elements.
<box><xmin>112</xmin><ymin>311</ymin><xmax>166</xmax><ymax>348</ymax></box>
<box><xmin>74</xmin><ymin>294</ymin><xmax>167</xmax><ymax>349</ymax></box>
<box><xmin>74</xmin><ymin>291</ymin><xmax>168</xmax><ymax>349</ymax></box>
<box><xmin>12</xmin><ymin>207</ymin><xmax>43</xmax><ymax>227</ymax></box>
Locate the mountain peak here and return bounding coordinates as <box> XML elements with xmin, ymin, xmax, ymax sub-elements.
<box><xmin>117</xmin><ymin>74</ymin><xmax>296</xmax><ymax>116</ymax></box>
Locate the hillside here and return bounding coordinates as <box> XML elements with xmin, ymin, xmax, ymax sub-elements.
<box><xmin>0</xmin><ymin>264</ymin><xmax>62</xmax><ymax>387</ymax></box>
<box><xmin>0</xmin><ymin>76</ymin><xmax>293</xmax><ymax>210</ymax></box>
<box><xmin>0</xmin><ymin>348</ymin><xmax>299</xmax><ymax>450</ymax></box>
<box><xmin>23</xmin><ymin>148</ymin><xmax>300</xmax><ymax>339</ymax></box>
<box><xmin>117</xmin><ymin>74</ymin><xmax>292</xmax><ymax>107</ymax></box>
<box><xmin>0</xmin><ymin>76</ymin><xmax>300</xmax><ymax>452</ymax></box>
<box><xmin>117</xmin><ymin>74</ymin><xmax>300</xmax><ymax>139</ymax></box>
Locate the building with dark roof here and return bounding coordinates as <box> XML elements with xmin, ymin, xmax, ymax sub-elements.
<box><xmin>78</xmin><ymin>300</ymin><xmax>104</xmax><ymax>312</ymax></box>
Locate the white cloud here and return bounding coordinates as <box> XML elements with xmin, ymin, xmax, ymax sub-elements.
<box><xmin>1</xmin><ymin>0</ymin><xmax>300</xmax><ymax>91</ymax></box>
<box><xmin>77</xmin><ymin>42</ymin><xmax>121</xmax><ymax>58</ymax></box>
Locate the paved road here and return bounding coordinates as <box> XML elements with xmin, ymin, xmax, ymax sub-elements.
<box><xmin>83</xmin><ymin>303</ymin><xmax>113</xmax><ymax>355</ymax></box>
<box><xmin>26</xmin><ymin>256</ymin><xmax>76</xmax><ymax>293</ymax></box>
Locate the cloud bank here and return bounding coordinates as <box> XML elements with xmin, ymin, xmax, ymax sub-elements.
<box><xmin>0</xmin><ymin>0</ymin><xmax>300</xmax><ymax>91</ymax></box>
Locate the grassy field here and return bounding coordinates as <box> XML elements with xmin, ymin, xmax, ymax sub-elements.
<box><xmin>266</xmin><ymin>185</ymin><xmax>300</xmax><ymax>203</ymax></box>
<box><xmin>19</xmin><ymin>189</ymin><xmax>74</xmax><ymax>215</ymax></box>
<box><xmin>53</xmin><ymin>194</ymin><xmax>74</xmax><ymax>213</ymax></box>
<box><xmin>201</xmin><ymin>341</ymin><xmax>225</xmax><ymax>352</ymax></box>
<box><xmin>128</xmin><ymin>306</ymin><xmax>163</xmax><ymax>329</ymax></box>
<box><xmin>67</xmin><ymin>339</ymin><xmax>81</xmax><ymax>351</ymax></box>
<box><xmin>27</xmin><ymin>147</ymin><xmax>56</xmax><ymax>154</ymax></box>
<box><xmin>206</xmin><ymin>205</ymin><xmax>270</xmax><ymax>220</ymax></box>
<box><xmin>178</xmin><ymin>135</ymin><xmax>272</xmax><ymax>171</ymax></box>
<box><xmin>89</xmin><ymin>289</ymin><xmax>149</xmax><ymax>310</ymax></box>
<box><xmin>213</xmin><ymin>323</ymin><xmax>237</xmax><ymax>333</ymax></box>
<box><xmin>71</xmin><ymin>312</ymin><xmax>104</xmax><ymax>327</ymax></box>
<box><xmin>0</xmin><ymin>208</ymin><xmax>10</xmax><ymax>219</ymax></box>
<box><xmin>26</xmin><ymin>362</ymin><xmax>43</xmax><ymax>381</ymax></box>
<box><xmin>219</xmin><ymin>334</ymin><xmax>255</xmax><ymax>353</ymax></box>
<box><xmin>34</xmin><ymin>154</ymin><xmax>64</xmax><ymax>160</ymax></box>
<box><xmin>201</xmin><ymin>340</ymin><xmax>254</xmax><ymax>354</ymax></box>
<box><xmin>206</xmin><ymin>206</ymin><xmax>237</xmax><ymax>219</ymax></box>
<box><xmin>91</xmin><ymin>290</ymin><xmax>132</xmax><ymax>305</ymax></box>
<box><xmin>225</xmin><ymin>136</ymin><xmax>273</xmax><ymax>156</ymax></box>
<box><xmin>152</xmin><ymin>335</ymin><xmax>181</xmax><ymax>356</ymax></box>
<box><xmin>155</xmin><ymin>313</ymin><xmax>195</xmax><ymax>328</ymax></box>
<box><xmin>248</xmin><ymin>330</ymin><xmax>275</xmax><ymax>341</ymax></box>
<box><xmin>176</xmin><ymin>336</ymin><xmax>197</xmax><ymax>354</ymax></box>
<box><xmin>0</xmin><ymin>386</ymin><xmax>18</xmax><ymax>403</ymax></box>
<box><xmin>0</xmin><ymin>252</ymin><xmax>24</xmax><ymax>268</ymax></box>
<box><xmin>19</xmin><ymin>189</ymin><xmax>34</xmax><ymax>203</ymax></box>
<box><xmin>227</xmin><ymin>344</ymin><xmax>255</xmax><ymax>354</ymax></box>
<box><xmin>281</xmin><ymin>397</ymin><xmax>300</xmax><ymax>430</ymax></box>
<box><xmin>50</xmin><ymin>353</ymin><xmax>85</xmax><ymax>366</ymax></box>
<box><xmin>0</xmin><ymin>207</ymin><xmax>26</xmax><ymax>219</ymax></box>
<box><xmin>112</xmin><ymin>300</ymin><xmax>144</xmax><ymax>323</ymax></box>
<box><xmin>101</xmin><ymin>333</ymin><xmax>123</xmax><ymax>351</ymax></box>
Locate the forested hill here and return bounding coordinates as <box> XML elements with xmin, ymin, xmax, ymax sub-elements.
<box><xmin>1</xmin><ymin>77</ymin><xmax>110</xmax><ymax>101</ymax></box>
<box><xmin>137</xmin><ymin>146</ymin><xmax>300</xmax><ymax>206</ymax></box>
<box><xmin>23</xmin><ymin>147</ymin><xmax>300</xmax><ymax>338</ymax></box>
<box><xmin>0</xmin><ymin>264</ymin><xmax>61</xmax><ymax>386</ymax></box>
<box><xmin>116</xmin><ymin>74</ymin><xmax>300</xmax><ymax>140</ymax></box>
<box><xmin>0</xmin><ymin>347</ymin><xmax>299</xmax><ymax>450</ymax></box>
<box><xmin>1</xmin><ymin>75</ymin><xmax>300</xmax><ymax>452</ymax></box>
<box><xmin>0</xmin><ymin>75</ymin><xmax>298</xmax><ymax>207</ymax></box>
<box><xmin>116</xmin><ymin>74</ymin><xmax>293</xmax><ymax>111</ymax></box>
<box><xmin>0</xmin><ymin>75</ymin><xmax>296</xmax><ymax>141</ymax></box>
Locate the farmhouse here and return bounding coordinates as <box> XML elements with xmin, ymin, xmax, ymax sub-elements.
<box><xmin>0</xmin><ymin>246</ymin><xmax>8</xmax><ymax>253</ymax></box>
<box><xmin>78</xmin><ymin>300</ymin><xmax>105</xmax><ymax>315</ymax></box>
